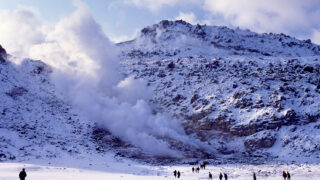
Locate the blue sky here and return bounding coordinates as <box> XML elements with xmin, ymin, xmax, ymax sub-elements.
<box><xmin>0</xmin><ymin>0</ymin><xmax>207</xmax><ymax>42</ymax></box>
<box><xmin>0</xmin><ymin>0</ymin><xmax>320</xmax><ymax>43</ymax></box>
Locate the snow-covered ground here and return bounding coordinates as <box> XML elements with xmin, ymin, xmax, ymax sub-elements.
<box><xmin>1</xmin><ymin>19</ymin><xmax>320</xmax><ymax>180</ymax></box>
<box><xmin>1</xmin><ymin>160</ymin><xmax>319</xmax><ymax>180</ymax></box>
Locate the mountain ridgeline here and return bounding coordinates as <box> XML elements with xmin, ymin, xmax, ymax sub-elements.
<box><xmin>121</xmin><ymin>20</ymin><xmax>320</xmax><ymax>58</ymax></box>
<box><xmin>0</xmin><ymin>20</ymin><xmax>320</xmax><ymax>164</ymax></box>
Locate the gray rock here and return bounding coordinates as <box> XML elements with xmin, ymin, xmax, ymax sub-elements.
<box><xmin>244</xmin><ymin>130</ymin><xmax>277</xmax><ymax>151</ymax></box>
<box><xmin>0</xmin><ymin>45</ymin><xmax>7</xmax><ymax>63</ymax></box>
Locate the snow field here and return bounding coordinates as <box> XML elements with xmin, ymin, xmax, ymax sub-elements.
<box><xmin>1</xmin><ymin>162</ymin><xmax>319</xmax><ymax>180</ymax></box>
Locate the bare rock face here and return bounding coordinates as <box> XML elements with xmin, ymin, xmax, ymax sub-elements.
<box><xmin>6</xmin><ymin>87</ymin><xmax>28</xmax><ymax>100</ymax></box>
<box><xmin>244</xmin><ymin>130</ymin><xmax>277</xmax><ymax>151</ymax></box>
<box><xmin>0</xmin><ymin>45</ymin><xmax>7</xmax><ymax>63</ymax></box>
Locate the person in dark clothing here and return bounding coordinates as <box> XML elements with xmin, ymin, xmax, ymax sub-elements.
<box><xmin>209</xmin><ymin>172</ymin><xmax>213</xmax><ymax>180</ymax></box>
<box><xmin>196</xmin><ymin>167</ymin><xmax>200</xmax><ymax>173</ymax></box>
<box><xmin>174</xmin><ymin>170</ymin><xmax>177</xmax><ymax>178</ymax></box>
<box><xmin>253</xmin><ymin>172</ymin><xmax>257</xmax><ymax>180</ymax></box>
<box><xmin>287</xmin><ymin>171</ymin><xmax>291</xmax><ymax>180</ymax></box>
<box><xmin>192</xmin><ymin>167</ymin><xmax>195</xmax><ymax>173</ymax></box>
<box><xmin>177</xmin><ymin>171</ymin><xmax>181</xmax><ymax>178</ymax></box>
<box><xmin>19</xmin><ymin>168</ymin><xmax>27</xmax><ymax>180</ymax></box>
<box><xmin>224</xmin><ymin>173</ymin><xmax>228</xmax><ymax>180</ymax></box>
<box><xmin>282</xmin><ymin>171</ymin><xmax>287</xmax><ymax>180</ymax></box>
<box><xmin>219</xmin><ymin>172</ymin><xmax>223</xmax><ymax>180</ymax></box>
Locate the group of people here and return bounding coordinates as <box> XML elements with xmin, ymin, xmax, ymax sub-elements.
<box><xmin>175</xmin><ymin>166</ymin><xmax>293</xmax><ymax>180</ymax></box>
<box><xmin>173</xmin><ymin>170</ymin><xmax>181</xmax><ymax>178</ymax></box>
<box><xmin>20</xmin><ymin>166</ymin><xmax>292</xmax><ymax>180</ymax></box>
<box><xmin>192</xmin><ymin>166</ymin><xmax>228</xmax><ymax>180</ymax></box>
<box><xmin>191</xmin><ymin>161</ymin><xmax>209</xmax><ymax>173</ymax></box>
<box><xmin>205</xmin><ymin>172</ymin><xmax>228</xmax><ymax>180</ymax></box>
<box><xmin>209</xmin><ymin>172</ymin><xmax>228</xmax><ymax>180</ymax></box>
<box><xmin>191</xmin><ymin>166</ymin><xmax>200</xmax><ymax>173</ymax></box>
<box><xmin>283</xmin><ymin>171</ymin><xmax>291</xmax><ymax>180</ymax></box>
<box><xmin>219</xmin><ymin>172</ymin><xmax>228</xmax><ymax>180</ymax></box>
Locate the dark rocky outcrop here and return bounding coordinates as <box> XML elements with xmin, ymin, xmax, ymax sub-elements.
<box><xmin>244</xmin><ymin>130</ymin><xmax>277</xmax><ymax>150</ymax></box>
<box><xmin>167</xmin><ymin>62</ymin><xmax>175</xmax><ymax>69</ymax></box>
<box><xmin>6</xmin><ymin>87</ymin><xmax>28</xmax><ymax>99</ymax></box>
<box><xmin>0</xmin><ymin>45</ymin><xmax>7</xmax><ymax>63</ymax></box>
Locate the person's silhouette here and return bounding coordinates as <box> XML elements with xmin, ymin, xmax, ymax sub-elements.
<box><xmin>19</xmin><ymin>168</ymin><xmax>27</xmax><ymax>180</ymax></box>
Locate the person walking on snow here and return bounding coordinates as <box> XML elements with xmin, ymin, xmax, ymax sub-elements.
<box><xmin>282</xmin><ymin>171</ymin><xmax>287</xmax><ymax>180</ymax></box>
<box><xmin>287</xmin><ymin>171</ymin><xmax>291</xmax><ymax>180</ymax></box>
<box><xmin>177</xmin><ymin>171</ymin><xmax>181</xmax><ymax>178</ymax></box>
<box><xmin>253</xmin><ymin>172</ymin><xmax>257</xmax><ymax>180</ymax></box>
<box><xmin>19</xmin><ymin>168</ymin><xmax>27</xmax><ymax>180</ymax></box>
<box><xmin>224</xmin><ymin>173</ymin><xmax>228</xmax><ymax>180</ymax></box>
<box><xmin>209</xmin><ymin>172</ymin><xmax>213</xmax><ymax>180</ymax></box>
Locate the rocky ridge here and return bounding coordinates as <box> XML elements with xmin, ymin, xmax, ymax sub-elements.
<box><xmin>119</xmin><ymin>20</ymin><xmax>320</xmax><ymax>162</ymax></box>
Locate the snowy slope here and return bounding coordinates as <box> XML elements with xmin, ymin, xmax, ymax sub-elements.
<box><xmin>0</xmin><ymin>46</ymin><xmax>207</xmax><ymax>165</ymax></box>
<box><xmin>0</xmin><ymin>50</ymin><xmax>143</xmax><ymax>164</ymax></box>
<box><xmin>0</xmin><ymin>56</ymin><xmax>98</xmax><ymax>161</ymax></box>
<box><xmin>1</xmin><ymin>20</ymin><xmax>320</xmax><ymax>169</ymax></box>
<box><xmin>119</xmin><ymin>20</ymin><xmax>320</xmax><ymax>162</ymax></box>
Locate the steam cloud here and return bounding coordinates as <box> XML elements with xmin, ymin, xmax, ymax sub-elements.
<box><xmin>0</xmin><ymin>1</ymin><xmax>195</xmax><ymax>156</ymax></box>
<box><xmin>36</xmin><ymin>2</ymin><xmax>189</xmax><ymax>156</ymax></box>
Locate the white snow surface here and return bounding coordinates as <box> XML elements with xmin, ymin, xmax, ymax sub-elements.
<box><xmin>1</xmin><ymin>161</ymin><xmax>320</xmax><ymax>180</ymax></box>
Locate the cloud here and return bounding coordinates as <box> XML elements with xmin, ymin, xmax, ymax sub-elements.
<box><xmin>121</xmin><ymin>0</ymin><xmax>320</xmax><ymax>42</ymax></box>
<box><xmin>0</xmin><ymin>7</ymin><xmax>44</xmax><ymax>58</ymax></box>
<box><xmin>203</xmin><ymin>0</ymin><xmax>320</xmax><ymax>38</ymax></box>
<box><xmin>116</xmin><ymin>75</ymin><xmax>152</xmax><ymax>105</ymax></box>
<box><xmin>311</xmin><ymin>30</ymin><xmax>320</xmax><ymax>45</ymax></box>
<box><xmin>122</xmin><ymin>0</ymin><xmax>198</xmax><ymax>12</ymax></box>
<box><xmin>175</xmin><ymin>12</ymin><xmax>197</xmax><ymax>24</ymax></box>
<box><xmin>123</xmin><ymin>0</ymin><xmax>180</xmax><ymax>12</ymax></box>
<box><xmin>106</xmin><ymin>29</ymin><xmax>139</xmax><ymax>43</ymax></box>
<box><xmin>27</xmin><ymin>1</ymin><xmax>190</xmax><ymax>156</ymax></box>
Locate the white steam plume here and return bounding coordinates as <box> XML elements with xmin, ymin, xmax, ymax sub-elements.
<box><xmin>29</xmin><ymin>1</ymin><xmax>188</xmax><ymax>156</ymax></box>
<box><xmin>0</xmin><ymin>1</ymin><xmax>210</xmax><ymax>156</ymax></box>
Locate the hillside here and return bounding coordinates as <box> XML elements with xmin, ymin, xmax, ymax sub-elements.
<box><xmin>119</xmin><ymin>20</ymin><xmax>320</xmax><ymax>163</ymax></box>
<box><xmin>0</xmin><ymin>20</ymin><xmax>320</xmax><ymax>165</ymax></box>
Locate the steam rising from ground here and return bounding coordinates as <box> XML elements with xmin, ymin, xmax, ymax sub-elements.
<box><xmin>43</xmin><ymin>2</ymin><xmax>190</xmax><ymax>156</ymax></box>
<box><xmin>0</xmin><ymin>2</ymin><xmax>192</xmax><ymax>156</ymax></box>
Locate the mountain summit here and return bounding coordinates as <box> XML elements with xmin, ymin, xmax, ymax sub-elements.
<box><xmin>121</xmin><ymin>20</ymin><xmax>320</xmax><ymax>58</ymax></box>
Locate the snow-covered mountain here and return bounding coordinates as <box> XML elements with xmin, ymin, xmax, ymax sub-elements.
<box><xmin>120</xmin><ymin>20</ymin><xmax>320</xmax><ymax>58</ymax></box>
<box><xmin>119</xmin><ymin>20</ymin><xmax>320</xmax><ymax>163</ymax></box>
<box><xmin>1</xmin><ymin>20</ymin><xmax>320</xmax><ymax>166</ymax></box>
<box><xmin>0</xmin><ymin>51</ymin><xmax>95</xmax><ymax>161</ymax></box>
